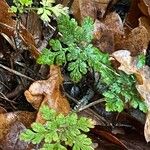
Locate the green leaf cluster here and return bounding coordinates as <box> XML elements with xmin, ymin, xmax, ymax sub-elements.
<box><xmin>136</xmin><ymin>53</ymin><xmax>145</xmax><ymax>69</ymax></box>
<box><xmin>37</xmin><ymin>0</ymin><xmax>68</xmax><ymax>22</ymax></box>
<box><xmin>11</xmin><ymin>0</ymin><xmax>33</xmax><ymax>13</ymax></box>
<box><xmin>37</xmin><ymin>15</ymin><xmax>147</xmax><ymax>113</ymax></box>
<box><xmin>20</xmin><ymin>105</ymin><xmax>95</xmax><ymax>150</ymax></box>
<box><xmin>103</xmin><ymin>72</ymin><xmax>147</xmax><ymax>112</ymax></box>
<box><xmin>37</xmin><ymin>15</ymin><xmax>110</xmax><ymax>82</ymax></box>
<box><xmin>11</xmin><ymin>0</ymin><xmax>68</xmax><ymax>22</ymax></box>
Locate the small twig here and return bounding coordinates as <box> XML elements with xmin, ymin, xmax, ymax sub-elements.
<box><xmin>74</xmin><ymin>89</ymin><xmax>94</xmax><ymax>111</ymax></box>
<box><xmin>64</xmin><ymin>91</ymin><xmax>78</xmax><ymax>104</ymax></box>
<box><xmin>6</xmin><ymin>84</ymin><xmax>24</xmax><ymax>99</ymax></box>
<box><xmin>0</xmin><ymin>92</ymin><xmax>16</xmax><ymax>104</ymax></box>
<box><xmin>0</xmin><ymin>63</ymin><xmax>35</xmax><ymax>81</ymax></box>
<box><xmin>78</xmin><ymin>98</ymin><xmax>105</xmax><ymax>112</ymax></box>
<box><xmin>64</xmin><ymin>91</ymin><xmax>108</xmax><ymax>125</ymax></box>
<box><xmin>0</xmin><ymin>81</ymin><xmax>11</xmax><ymax>90</ymax></box>
<box><xmin>124</xmin><ymin>21</ymin><xmax>133</xmax><ymax>30</ymax></box>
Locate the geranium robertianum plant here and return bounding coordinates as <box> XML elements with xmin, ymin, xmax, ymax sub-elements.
<box><xmin>37</xmin><ymin>14</ymin><xmax>147</xmax><ymax>113</ymax></box>
<box><xmin>20</xmin><ymin>105</ymin><xmax>95</xmax><ymax>150</ymax></box>
<box><xmin>10</xmin><ymin>0</ymin><xmax>148</xmax><ymax>149</ymax></box>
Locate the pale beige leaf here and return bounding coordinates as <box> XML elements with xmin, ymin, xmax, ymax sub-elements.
<box><xmin>145</xmin><ymin>111</ymin><xmax>150</xmax><ymax>142</ymax></box>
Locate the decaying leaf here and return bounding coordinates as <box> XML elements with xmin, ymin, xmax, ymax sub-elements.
<box><xmin>21</xmin><ymin>12</ymin><xmax>43</xmax><ymax>46</ymax></box>
<box><xmin>124</xmin><ymin>0</ymin><xmax>142</xmax><ymax>32</ymax></box>
<box><xmin>94</xmin><ymin>12</ymin><xmax>148</xmax><ymax>55</ymax></box>
<box><xmin>138</xmin><ymin>0</ymin><xmax>150</xmax><ymax>17</ymax></box>
<box><xmin>145</xmin><ymin>111</ymin><xmax>150</xmax><ymax>142</ymax></box>
<box><xmin>72</xmin><ymin>0</ymin><xmax>96</xmax><ymax>21</ymax></box>
<box><xmin>25</xmin><ymin>65</ymin><xmax>70</xmax><ymax>123</ymax></box>
<box><xmin>115</xmin><ymin>25</ymin><xmax>149</xmax><ymax>56</ymax></box>
<box><xmin>112</xmin><ymin>50</ymin><xmax>138</xmax><ymax>74</ymax></box>
<box><xmin>139</xmin><ymin>16</ymin><xmax>150</xmax><ymax>40</ymax></box>
<box><xmin>0</xmin><ymin>0</ymin><xmax>40</xmax><ymax>58</ymax></box>
<box><xmin>94</xmin><ymin>12</ymin><xmax>124</xmax><ymax>53</ymax></box>
<box><xmin>72</xmin><ymin>0</ymin><xmax>112</xmax><ymax>21</ymax></box>
<box><xmin>0</xmin><ymin>111</ymin><xmax>36</xmax><ymax>150</ymax></box>
<box><xmin>112</xmin><ymin>50</ymin><xmax>150</xmax><ymax>142</ymax></box>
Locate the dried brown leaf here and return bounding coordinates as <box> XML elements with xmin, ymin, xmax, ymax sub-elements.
<box><xmin>94</xmin><ymin>12</ymin><xmax>124</xmax><ymax>53</ymax></box>
<box><xmin>21</xmin><ymin>12</ymin><xmax>43</xmax><ymax>46</ymax></box>
<box><xmin>72</xmin><ymin>0</ymin><xmax>112</xmax><ymax>21</ymax></box>
<box><xmin>72</xmin><ymin>0</ymin><xmax>96</xmax><ymax>21</ymax></box>
<box><xmin>0</xmin><ymin>111</ymin><xmax>36</xmax><ymax>150</ymax></box>
<box><xmin>0</xmin><ymin>0</ymin><xmax>40</xmax><ymax>58</ymax></box>
<box><xmin>139</xmin><ymin>16</ymin><xmax>150</xmax><ymax>40</ymax></box>
<box><xmin>138</xmin><ymin>0</ymin><xmax>150</xmax><ymax>17</ymax></box>
<box><xmin>25</xmin><ymin>65</ymin><xmax>70</xmax><ymax>123</ymax></box>
<box><xmin>115</xmin><ymin>26</ymin><xmax>149</xmax><ymax>56</ymax></box>
<box><xmin>124</xmin><ymin>0</ymin><xmax>142</xmax><ymax>32</ymax></box>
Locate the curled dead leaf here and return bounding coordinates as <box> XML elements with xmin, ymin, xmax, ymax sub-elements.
<box><xmin>112</xmin><ymin>50</ymin><xmax>138</xmax><ymax>74</ymax></box>
<box><xmin>25</xmin><ymin>65</ymin><xmax>70</xmax><ymax>123</ymax></box>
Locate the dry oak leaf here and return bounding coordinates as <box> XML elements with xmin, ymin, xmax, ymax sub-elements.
<box><xmin>71</xmin><ymin>0</ymin><xmax>112</xmax><ymax>22</ymax></box>
<box><xmin>139</xmin><ymin>16</ymin><xmax>150</xmax><ymax>40</ymax></box>
<box><xmin>124</xmin><ymin>0</ymin><xmax>143</xmax><ymax>32</ymax></box>
<box><xmin>93</xmin><ymin>12</ymin><xmax>124</xmax><ymax>53</ymax></box>
<box><xmin>112</xmin><ymin>50</ymin><xmax>150</xmax><ymax>142</ymax></box>
<box><xmin>72</xmin><ymin>0</ymin><xmax>96</xmax><ymax>22</ymax></box>
<box><xmin>138</xmin><ymin>0</ymin><xmax>150</xmax><ymax>17</ymax></box>
<box><xmin>115</xmin><ymin>25</ymin><xmax>149</xmax><ymax>56</ymax></box>
<box><xmin>112</xmin><ymin>50</ymin><xmax>138</xmax><ymax>74</ymax></box>
<box><xmin>0</xmin><ymin>0</ymin><xmax>40</xmax><ymax>58</ymax></box>
<box><xmin>0</xmin><ymin>111</ymin><xmax>36</xmax><ymax>150</ymax></box>
<box><xmin>25</xmin><ymin>65</ymin><xmax>70</xmax><ymax>123</ymax></box>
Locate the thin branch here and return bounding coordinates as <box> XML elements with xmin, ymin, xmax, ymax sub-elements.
<box><xmin>78</xmin><ymin>98</ymin><xmax>105</xmax><ymax>112</ymax></box>
<box><xmin>0</xmin><ymin>92</ymin><xmax>16</xmax><ymax>104</ymax></box>
<box><xmin>64</xmin><ymin>91</ymin><xmax>78</xmax><ymax>104</ymax></box>
<box><xmin>64</xmin><ymin>91</ymin><xmax>108</xmax><ymax>125</ymax></box>
<box><xmin>0</xmin><ymin>63</ymin><xmax>35</xmax><ymax>81</ymax></box>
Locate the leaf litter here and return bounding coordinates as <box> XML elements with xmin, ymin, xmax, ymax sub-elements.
<box><xmin>0</xmin><ymin>0</ymin><xmax>150</xmax><ymax>149</ymax></box>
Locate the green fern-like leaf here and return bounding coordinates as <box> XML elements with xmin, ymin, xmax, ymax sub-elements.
<box><xmin>20</xmin><ymin>106</ymin><xmax>94</xmax><ymax>150</ymax></box>
<box><xmin>37</xmin><ymin>14</ymin><xmax>148</xmax><ymax>113</ymax></box>
<box><xmin>37</xmin><ymin>48</ymin><xmax>56</xmax><ymax>65</ymax></box>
